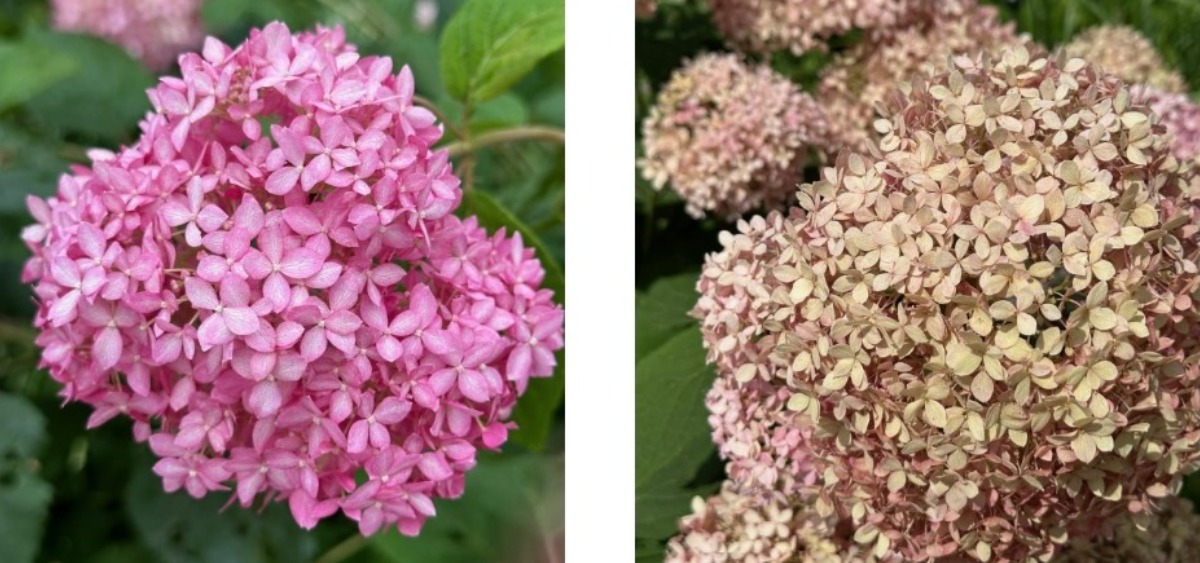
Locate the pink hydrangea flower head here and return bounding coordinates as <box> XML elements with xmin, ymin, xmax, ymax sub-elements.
<box><xmin>1062</xmin><ymin>25</ymin><xmax>1187</xmax><ymax>94</ymax></box>
<box><xmin>695</xmin><ymin>47</ymin><xmax>1200</xmax><ymax>561</ymax></box>
<box><xmin>817</xmin><ymin>0</ymin><xmax>1025</xmax><ymax>156</ymax></box>
<box><xmin>707</xmin><ymin>0</ymin><xmax>988</xmax><ymax>57</ymax></box>
<box><xmin>23</xmin><ymin>22</ymin><xmax>563</xmax><ymax>536</ymax></box>
<box><xmin>1136</xmin><ymin>86</ymin><xmax>1200</xmax><ymax>166</ymax></box>
<box><xmin>51</xmin><ymin>0</ymin><xmax>204</xmax><ymax>70</ymax></box>
<box><xmin>639</xmin><ymin>53</ymin><xmax>830</xmax><ymax>220</ymax></box>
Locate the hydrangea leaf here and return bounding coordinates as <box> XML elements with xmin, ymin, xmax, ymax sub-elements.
<box><xmin>439</xmin><ymin>0</ymin><xmax>564</xmax><ymax>103</ymax></box>
<box><xmin>634</xmin><ymin>323</ymin><xmax>717</xmax><ymax>558</ymax></box>
<box><xmin>0</xmin><ymin>38</ymin><xmax>77</xmax><ymax>112</ymax></box>
<box><xmin>370</xmin><ymin>453</ymin><xmax>563</xmax><ymax>563</ymax></box>
<box><xmin>635</xmin><ymin>326</ymin><xmax>715</xmax><ymax>493</ymax></box>
<box><xmin>22</xmin><ymin>30</ymin><xmax>153</xmax><ymax>143</ymax></box>
<box><xmin>124</xmin><ymin>450</ymin><xmax>316</xmax><ymax>563</ymax></box>
<box><xmin>635</xmin><ymin>273</ymin><xmax>698</xmax><ymax>361</ymax></box>
<box><xmin>464</xmin><ymin>188</ymin><xmax>564</xmax><ymax>451</ymax></box>
<box><xmin>0</xmin><ymin>393</ymin><xmax>52</xmax><ymax>563</ymax></box>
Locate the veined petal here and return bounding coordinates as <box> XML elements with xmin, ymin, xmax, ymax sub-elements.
<box><xmin>223</xmin><ymin>306</ymin><xmax>261</xmax><ymax>336</ymax></box>
<box><xmin>280</xmin><ymin>248</ymin><xmax>324</xmax><ymax>279</ymax></box>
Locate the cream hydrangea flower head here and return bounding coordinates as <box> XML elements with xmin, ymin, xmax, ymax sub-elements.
<box><xmin>665</xmin><ymin>480</ymin><xmax>863</xmax><ymax>563</ymax></box>
<box><xmin>639</xmin><ymin>53</ymin><xmax>829</xmax><ymax>220</ymax></box>
<box><xmin>817</xmin><ymin>0</ymin><xmax>1025</xmax><ymax>156</ymax></box>
<box><xmin>696</xmin><ymin>45</ymin><xmax>1200</xmax><ymax>562</ymax></box>
<box><xmin>1062</xmin><ymin>25</ymin><xmax>1187</xmax><ymax>93</ymax></box>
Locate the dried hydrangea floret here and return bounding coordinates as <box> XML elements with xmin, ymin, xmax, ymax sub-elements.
<box><xmin>696</xmin><ymin>46</ymin><xmax>1200</xmax><ymax>562</ymax></box>
<box><xmin>639</xmin><ymin>53</ymin><xmax>829</xmax><ymax>220</ymax></box>
<box><xmin>665</xmin><ymin>480</ymin><xmax>865</xmax><ymax>563</ymax></box>
<box><xmin>817</xmin><ymin>0</ymin><xmax>1025</xmax><ymax>156</ymax></box>
<box><xmin>1061</xmin><ymin>25</ymin><xmax>1187</xmax><ymax>94</ymax></box>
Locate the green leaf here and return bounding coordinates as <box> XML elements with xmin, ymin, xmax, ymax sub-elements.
<box><xmin>125</xmin><ymin>450</ymin><xmax>316</xmax><ymax>563</ymax></box>
<box><xmin>635</xmin><ymin>273</ymin><xmax>698</xmax><ymax>361</ymax></box>
<box><xmin>633</xmin><ymin>313</ymin><xmax>718</xmax><ymax>559</ymax></box>
<box><xmin>439</xmin><ymin>0</ymin><xmax>565</xmax><ymax>103</ymax></box>
<box><xmin>635</xmin><ymin>488</ymin><xmax>702</xmax><ymax>540</ymax></box>
<box><xmin>635</xmin><ymin>327</ymin><xmax>713</xmax><ymax>489</ymax></box>
<box><xmin>0</xmin><ymin>392</ymin><xmax>52</xmax><ymax>563</ymax></box>
<box><xmin>23</xmin><ymin>31</ymin><xmax>154</xmax><ymax>142</ymax></box>
<box><xmin>0</xmin><ymin>37</ymin><xmax>76</xmax><ymax>111</ymax></box>
<box><xmin>371</xmin><ymin>453</ymin><xmax>563</xmax><ymax>563</ymax></box>
<box><xmin>463</xmin><ymin>188</ymin><xmax>564</xmax><ymax>451</ymax></box>
<box><xmin>634</xmin><ymin>325</ymin><xmax>717</xmax><ymax>548</ymax></box>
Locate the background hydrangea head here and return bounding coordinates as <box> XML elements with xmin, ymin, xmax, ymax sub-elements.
<box><xmin>22</xmin><ymin>21</ymin><xmax>564</xmax><ymax>536</ymax></box>
<box><xmin>695</xmin><ymin>46</ymin><xmax>1200</xmax><ymax>561</ymax></box>
<box><xmin>51</xmin><ymin>0</ymin><xmax>205</xmax><ymax>70</ymax></box>
<box><xmin>639</xmin><ymin>53</ymin><xmax>829</xmax><ymax>220</ymax></box>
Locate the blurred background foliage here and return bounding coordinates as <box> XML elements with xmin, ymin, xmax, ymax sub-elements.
<box><xmin>635</xmin><ymin>0</ymin><xmax>1200</xmax><ymax>561</ymax></box>
<box><xmin>0</xmin><ymin>0</ymin><xmax>564</xmax><ymax>561</ymax></box>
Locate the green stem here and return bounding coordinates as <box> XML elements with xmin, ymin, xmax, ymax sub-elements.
<box><xmin>445</xmin><ymin>126</ymin><xmax>565</xmax><ymax>159</ymax></box>
<box><xmin>313</xmin><ymin>534</ymin><xmax>367</xmax><ymax>563</ymax></box>
<box><xmin>461</xmin><ymin>100</ymin><xmax>475</xmax><ymax>192</ymax></box>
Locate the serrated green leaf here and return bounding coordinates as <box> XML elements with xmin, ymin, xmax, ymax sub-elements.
<box><xmin>635</xmin><ymin>327</ymin><xmax>714</xmax><ymax>490</ymax></box>
<box><xmin>635</xmin><ymin>273</ymin><xmax>698</xmax><ymax>361</ymax></box>
<box><xmin>439</xmin><ymin>0</ymin><xmax>564</xmax><ymax>102</ymax></box>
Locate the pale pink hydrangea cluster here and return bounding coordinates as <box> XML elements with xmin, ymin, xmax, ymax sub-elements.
<box><xmin>51</xmin><ymin>0</ymin><xmax>204</xmax><ymax>70</ymax></box>
<box><xmin>665</xmin><ymin>481</ymin><xmax>857</xmax><ymax>563</ymax></box>
<box><xmin>639</xmin><ymin>53</ymin><xmax>829</xmax><ymax>219</ymax></box>
<box><xmin>694</xmin><ymin>47</ymin><xmax>1200</xmax><ymax>561</ymax></box>
<box><xmin>1062</xmin><ymin>25</ymin><xmax>1187</xmax><ymax>94</ymax></box>
<box><xmin>1136</xmin><ymin>86</ymin><xmax>1200</xmax><ymax>167</ymax></box>
<box><xmin>707</xmin><ymin>0</ymin><xmax>995</xmax><ymax>57</ymax></box>
<box><xmin>636</xmin><ymin>0</ymin><xmax>656</xmax><ymax>19</ymax></box>
<box><xmin>816</xmin><ymin>0</ymin><xmax>1025</xmax><ymax>156</ymax></box>
<box><xmin>22</xmin><ymin>22</ymin><xmax>563</xmax><ymax>536</ymax></box>
<box><xmin>706</xmin><ymin>0</ymin><xmax>910</xmax><ymax>56</ymax></box>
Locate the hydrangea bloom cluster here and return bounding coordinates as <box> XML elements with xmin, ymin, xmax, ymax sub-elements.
<box><xmin>635</xmin><ymin>0</ymin><xmax>656</xmax><ymax>19</ymax></box>
<box><xmin>1062</xmin><ymin>25</ymin><xmax>1187</xmax><ymax>94</ymax></box>
<box><xmin>694</xmin><ymin>46</ymin><xmax>1200</xmax><ymax>561</ymax></box>
<box><xmin>665</xmin><ymin>480</ymin><xmax>858</xmax><ymax>563</ymax></box>
<box><xmin>817</xmin><ymin>0</ymin><xmax>1023</xmax><ymax>155</ymax></box>
<box><xmin>1054</xmin><ymin>498</ymin><xmax>1200</xmax><ymax>562</ymax></box>
<box><xmin>51</xmin><ymin>0</ymin><xmax>204</xmax><ymax>70</ymax></box>
<box><xmin>22</xmin><ymin>22</ymin><xmax>563</xmax><ymax>535</ymax></box>
<box><xmin>706</xmin><ymin>0</ymin><xmax>917</xmax><ymax>56</ymax></box>
<box><xmin>639</xmin><ymin>53</ymin><xmax>829</xmax><ymax>220</ymax></box>
<box><xmin>1136</xmin><ymin>87</ymin><xmax>1200</xmax><ymax>166</ymax></box>
<box><xmin>667</xmin><ymin>487</ymin><xmax>1200</xmax><ymax>562</ymax></box>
